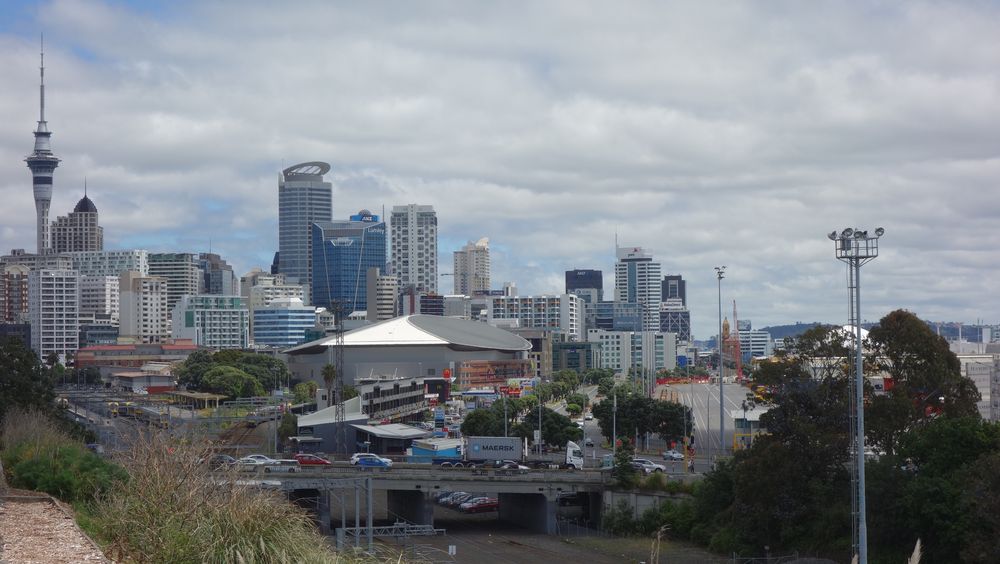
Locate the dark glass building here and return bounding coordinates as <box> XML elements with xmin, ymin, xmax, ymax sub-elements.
<box><xmin>662</xmin><ymin>274</ymin><xmax>687</xmax><ymax>305</ymax></box>
<box><xmin>311</xmin><ymin>211</ymin><xmax>387</xmax><ymax>313</ymax></box>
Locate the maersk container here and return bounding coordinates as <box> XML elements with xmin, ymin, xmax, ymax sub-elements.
<box><xmin>466</xmin><ymin>436</ymin><xmax>523</xmax><ymax>462</ymax></box>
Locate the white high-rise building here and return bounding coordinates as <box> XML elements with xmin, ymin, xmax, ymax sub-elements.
<box><xmin>365</xmin><ymin>267</ymin><xmax>399</xmax><ymax>322</ymax></box>
<box><xmin>240</xmin><ymin>268</ymin><xmax>286</xmax><ymax>298</ymax></box>
<box><xmin>69</xmin><ymin>250</ymin><xmax>148</xmax><ymax>278</ymax></box>
<box><xmin>390</xmin><ymin>204</ymin><xmax>438</xmax><ymax>293</ymax></box>
<box><xmin>171</xmin><ymin>295</ymin><xmax>249</xmax><ymax>349</ymax></box>
<box><xmin>149</xmin><ymin>253</ymin><xmax>200</xmax><ymax>313</ymax></box>
<box><xmin>119</xmin><ymin>271</ymin><xmax>170</xmax><ymax>344</ymax></box>
<box><xmin>614</xmin><ymin>246</ymin><xmax>662</xmax><ymax>332</ymax></box>
<box><xmin>487</xmin><ymin>294</ymin><xmax>583</xmax><ymax>341</ymax></box>
<box><xmin>79</xmin><ymin>275</ymin><xmax>119</xmax><ymax>323</ymax></box>
<box><xmin>278</xmin><ymin>162</ymin><xmax>333</xmax><ymax>304</ymax></box>
<box><xmin>453</xmin><ymin>238</ymin><xmax>490</xmax><ymax>295</ymax></box>
<box><xmin>28</xmin><ymin>269</ymin><xmax>78</xmax><ymax>360</ymax></box>
<box><xmin>587</xmin><ymin>328</ymin><xmax>676</xmax><ymax>374</ymax></box>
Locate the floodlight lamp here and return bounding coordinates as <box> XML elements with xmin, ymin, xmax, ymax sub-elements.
<box><xmin>854</xmin><ymin>230</ymin><xmax>867</xmax><ymax>239</ymax></box>
<box><xmin>828</xmin><ymin>231</ymin><xmax>838</xmax><ymax>241</ymax></box>
<box><xmin>875</xmin><ymin>227</ymin><xmax>885</xmax><ymax>237</ymax></box>
<box><xmin>841</xmin><ymin>228</ymin><xmax>854</xmax><ymax>238</ymax></box>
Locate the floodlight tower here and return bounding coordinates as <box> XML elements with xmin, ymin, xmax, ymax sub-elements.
<box><xmin>829</xmin><ymin>226</ymin><xmax>884</xmax><ymax>564</ymax></box>
<box><xmin>714</xmin><ymin>266</ymin><xmax>726</xmax><ymax>457</ymax></box>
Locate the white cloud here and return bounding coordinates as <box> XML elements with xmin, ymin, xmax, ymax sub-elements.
<box><xmin>1</xmin><ymin>0</ymin><xmax>999</xmax><ymax>338</ymax></box>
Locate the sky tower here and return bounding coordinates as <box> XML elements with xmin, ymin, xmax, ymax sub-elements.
<box><xmin>25</xmin><ymin>38</ymin><xmax>60</xmax><ymax>254</ymax></box>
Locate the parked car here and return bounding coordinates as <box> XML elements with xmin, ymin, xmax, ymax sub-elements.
<box><xmin>355</xmin><ymin>454</ymin><xmax>392</xmax><ymax>468</ymax></box>
<box><xmin>460</xmin><ymin>497</ymin><xmax>499</xmax><ymax>513</ymax></box>
<box><xmin>584</xmin><ymin>413</ymin><xmax>593</xmax><ymax>421</ymax></box>
<box><xmin>438</xmin><ymin>491</ymin><xmax>467</xmax><ymax>506</ymax></box>
<box><xmin>445</xmin><ymin>493</ymin><xmax>476</xmax><ymax>508</ymax></box>
<box><xmin>201</xmin><ymin>454</ymin><xmax>237</xmax><ymax>469</ymax></box>
<box><xmin>662</xmin><ymin>449</ymin><xmax>684</xmax><ymax>461</ymax></box>
<box><xmin>632</xmin><ymin>458</ymin><xmax>666</xmax><ymax>474</ymax></box>
<box><xmin>294</xmin><ymin>453</ymin><xmax>332</xmax><ymax>466</ymax></box>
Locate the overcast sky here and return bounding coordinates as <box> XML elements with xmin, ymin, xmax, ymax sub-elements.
<box><xmin>1</xmin><ymin>0</ymin><xmax>998</xmax><ymax>339</ymax></box>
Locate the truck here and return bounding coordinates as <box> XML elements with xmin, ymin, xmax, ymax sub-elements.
<box><xmin>409</xmin><ymin>436</ymin><xmax>584</xmax><ymax>470</ymax></box>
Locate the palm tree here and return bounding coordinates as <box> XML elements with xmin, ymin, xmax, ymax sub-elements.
<box><xmin>321</xmin><ymin>363</ymin><xmax>337</xmax><ymax>408</ymax></box>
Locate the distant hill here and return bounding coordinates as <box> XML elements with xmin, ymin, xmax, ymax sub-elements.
<box><xmin>759</xmin><ymin>322</ymin><xmax>827</xmax><ymax>341</ymax></box>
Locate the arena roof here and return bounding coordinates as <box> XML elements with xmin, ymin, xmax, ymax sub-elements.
<box><xmin>284</xmin><ymin>314</ymin><xmax>531</xmax><ymax>355</ymax></box>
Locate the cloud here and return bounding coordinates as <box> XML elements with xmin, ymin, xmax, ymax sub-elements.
<box><xmin>1</xmin><ymin>0</ymin><xmax>999</xmax><ymax>338</ymax></box>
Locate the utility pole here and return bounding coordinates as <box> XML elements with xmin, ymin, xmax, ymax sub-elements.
<box><xmin>715</xmin><ymin>266</ymin><xmax>726</xmax><ymax>458</ymax></box>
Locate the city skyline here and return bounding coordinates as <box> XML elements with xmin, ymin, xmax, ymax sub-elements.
<box><xmin>1</xmin><ymin>2</ymin><xmax>999</xmax><ymax>339</ymax></box>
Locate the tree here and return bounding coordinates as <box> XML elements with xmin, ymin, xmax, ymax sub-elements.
<box><xmin>201</xmin><ymin>366</ymin><xmax>263</xmax><ymax>399</ymax></box>
<box><xmin>597</xmin><ymin>376</ymin><xmax>615</xmax><ymax>397</ymax></box>
<box><xmin>236</xmin><ymin>354</ymin><xmax>290</xmax><ymax>391</ymax></box>
<box><xmin>277</xmin><ymin>412</ymin><xmax>298</xmax><ymax>449</ymax></box>
<box><xmin>173</xmin><ymin>349</ymin><xmax>215</xmax><ymax>389</ymax></box>
<box><xmin>513</xmin><ymin>407</ymin><xmax>582</xmax><ymax>448</ymax></box>
<box><xmin>461</xmin><ymin>409</ymin><xmax>504</xmax><ymax>437</ymax></box>
<box><xmin>292</xmin><ymin>381</ymin><xmax>318</xmax><ymax>404</ymax></box>
<box><xmin>553</xmin><ymin>369</ymin><xmax>580</xmax><ymax>392</ymax></box>
<box><xmin>0</xmin><ymin>338</ymin><xmax>55</xmax><ymax>422</ymax></box>
<box><xmin>611</xmin><ymin>437</ymin><xmax>638</xmax><ymax>487</ymax></box>
<box><xmin>565</xmin><ymin>403</ymin><xmax>582</xmax><ymax>417</ymax></box>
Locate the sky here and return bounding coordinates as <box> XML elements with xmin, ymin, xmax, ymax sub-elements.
<box><xmin>1</xmin><ymin>0</ymin><xmax>998</xmax><ymax>340</ymax></box>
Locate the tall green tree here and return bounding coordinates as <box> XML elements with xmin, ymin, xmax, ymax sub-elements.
<box><xmin>0</xmin><ymin>338</ymin><xmax>55</xmax><ymax>422</ymax></box>
<box><xmin>173</xmin><ymin>349</ymin><xmax>215</xmax><ymax>389</ymax></box>
<box><xmin>321</xmin><ymin>364</ymin><xmax>337</xmax><ymax>408</ymax></box>
<box><xmin>201</xmin><ymin>366</ymin><xmax>263</xmax><ymax>399</ymax></box>
<box><xmin>460</xmin><ymin>409</ymin><xmax>504</xmax><ymax>437</ymax></box>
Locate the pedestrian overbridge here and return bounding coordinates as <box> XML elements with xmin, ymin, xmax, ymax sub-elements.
<box><xmin>229</xmin><ymin>464</ymin><xmax>609</xmax><ymax>535</ymax></box>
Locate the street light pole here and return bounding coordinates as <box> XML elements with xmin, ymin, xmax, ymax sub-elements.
<box><xmin>715</xmin><ymin>266</ymin><xmax>726</xmax><ymax>458</ymax></box>
<box><xmin>830</xmin><ymin>226</ymin><xmax>884</xmax><ymax>564</ymax></box>
<box><xmin>612</xmin><ymin>390</ymin><xmax>617</xmax><ymax>458</ymax></box>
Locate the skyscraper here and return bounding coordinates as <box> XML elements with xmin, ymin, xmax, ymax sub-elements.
<box><xmin>614</xmin><ymin>246</ymin><xmax>662</xmax><ymax>332</ymax></box>
<box><xmin>28</xmin><ymin>269</ymin><xmax>78</xmax><ymax>359</ymax></box>
<box><xmin>278</xmin><ymin>162</ymin><xmax>332</xmax><ymax>303</ymax></box>
<box><xmin>662</xmin><ymin>274</ymin><xmax>687</xmax><ymax>305</ymax></box>
<box><xmin>565</xmin><ymin>268</ymin><xmax>603</xmax><ymax>303</ymax></box>
<box><xmin>119</xmin><ymin>271</ymin><xmax>170</xmax><ymax>344</ymax></box>
<box><xmin>390</xmin><ymin>204</ymin><xmax>437</xmax><ymax>293</ymax></box>
<box><xmin>311</xmin><ymin>210</ymin><xmax>387</xmax><ymax>313</ymax></box>
<box><xmin>149</xmin><ymin>253</ymin><xmax>201</xmax><ymax>313</ymax></box>
<box><xmin>25</xmin><ymin>45</ymin><xmax>59</xmax><ymax>254</ymax></box>
<box><xmin>51</xmin><ymin>190</ymin><xmax>103</xmax><ymax>253</ymax></box>
<box><xmin>453</xmin><ymin>238</ymin><xmax>490</xmax><ymax>295</ymax></box>
<box><xmin>198</xmin><ymin>253</ymin><xmax>237</xmax><ymax>295</ymax></box>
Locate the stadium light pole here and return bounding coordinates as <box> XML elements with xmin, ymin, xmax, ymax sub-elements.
<box><xmin>714</xmin><ymin>266</ymin><xmax>726</xmax><ymax>458</ymax></box>
<box><xmin>829</xmin><ymin>226</ymin><xmax>884</xmax><ymax>564</ymax></box>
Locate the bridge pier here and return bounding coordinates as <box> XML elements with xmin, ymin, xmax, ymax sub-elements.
<box><xmin>317</xmin><ymin>490</ymin><xmax>331</xmax><ymax>534</ymax></box>
<box><xmin>386</xmin><ymin>490</ymin><xmax>434</xmax><ymax>525</ymax></box>
<box><xmin>498</xmin><ymin>493</ymin><xmax>557</xmax><ymax>534</ymax></box>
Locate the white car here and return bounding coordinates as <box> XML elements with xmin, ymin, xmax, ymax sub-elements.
<box><xmin>350</xmin><ymin>453</ymin><xmax>392</xmax><ymax>467</ymax></box>
<box><xmin>241</xmin><ymin>454</ymin><xmax>279</xmax><ymax>465</ymax></box>
<box><xmin>632</xmin><ymin>458</ymin><xmax>667</xmax><ymax>474</ymax></box>
<box><xmin>662</xmin><ymin>449</ymin><xmax>685</xmax><ymax>461</ymax></box>
<box><xmin>584</xmin><ymin>413</ymin><xmax>593</xmax><ymax>420</ymax></box>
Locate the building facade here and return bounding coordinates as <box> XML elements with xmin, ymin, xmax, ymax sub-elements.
<box><xmin>252</xmin><ymin>297</ymin><xmax>315</xmax><ymax>348</ymax></box>
<box><xmin>614</xmin><ymin>246</ymin><xmax>662</xmax><ymax>331</ymax></box>
<box><xmin>587</xmin><ymin>328</ymin><xmax>676</xmax><ymax>374</ymax></box>
<box><xmin>278</xmin><ymin>162</ymin><xmax>333</xmax><ymax>303</ymax></box>
<box><xmin>198</xmin><ymin>253</ymin><xmax>238</xmax><ymax>295</ymax></box>
<box><xmin>171</xmin><ymin>295</ymin><xmax>250</xmax><ymax>349</ymax></box>
<box><xmin>69</xmin><ymin>250</ymin><xmax>148</xmax><ymax>278</ymax></box>
<box><xmin>1</xmin><ymin>264</ymin><xmax>30</xmax><ymax>323</ymax></box>
<box><xmin>659</xmin><ymin>298</ymin><xmax>691</xmax><ymax>343</ymax></box>
<box><xmin>565</xmin><ymin>269</ymin><xmax>603</xmax><ymax>302</ymax></box>
<box><xmin>79</xmin><ymin>275</ymin><xmax>119</xmax><ymax>323</ymax></box>
<box><xmin>51</xmin><ymin>194</ymin><xmax>103</xmax><ymax>253</ymax></box>
<box><xmin>453</xmin><ymin>238</ymin><xmax>490</xmax><ymax>295</ymax></box>
<box><xmin>311</xmin><ymin>211</ymin><xmax>387</xmax><ymax>313</ymax></box>
<box><xmin>28</xmin><ymin>269</ymin><xmax>78</xmax><ymax>360</ymax></box>
<box><xmin>149</xmin><ymin>252</ymin><xmax>200</xmax><ymax>313</ymax></box>
<box><xmin>119</xmin><ymin>271</ymin><xmax>170</xmax><ymax>344</ymax></box>
<box><xmin>661</xmin><ymin>274</ymin><xmax>686</xmax><ymax>305</ymax></box>
<box><xmin>487</xmin><ymin>294</ymin><xmax>583</xmax><ymax>341</ymax></box>
<box><xmin>390</xmin><ymin>204</ymin><xmax>438</xmax><ymax>293</ymax></box>
<box><xmin>366</xmin><ymin>268</ymin><xmax>399</xmax><ymax>322</ymax></box>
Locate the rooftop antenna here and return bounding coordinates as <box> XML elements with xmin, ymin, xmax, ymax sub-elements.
<box><xmin>84</xmin><ymin>177</ymin><xmax>87</xmax><ymax>196</ymax></box>
<box><xmin>39</xmin><ymin>33</ymin><xmax>45</xmax><ymax>124</ymax></box>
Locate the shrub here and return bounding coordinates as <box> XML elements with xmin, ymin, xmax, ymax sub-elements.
<box><xmin>640</xmin><ymin>471</ymin><xmax>668</xmax><ymax>491</ymax></box>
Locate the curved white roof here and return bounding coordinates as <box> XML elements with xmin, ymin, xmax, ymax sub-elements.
<box><xmin>284</xmin><ymin>314</ymin><xmax>531</xmax><ymax>354</ymax></box>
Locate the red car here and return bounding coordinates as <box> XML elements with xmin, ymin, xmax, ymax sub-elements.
<box><xmin>460</xmin><ymin>497</ymin><xmax>499</xmax><ymax>513</ymax></box>
<box><xmin>294</xmin><ymin>453</ymin><xmax>332</xmax><ymax>466</ymax></box>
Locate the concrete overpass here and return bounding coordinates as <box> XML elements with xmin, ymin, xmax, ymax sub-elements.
<box><xmin>235</xmin><ymin>464</ymin><xmax>609</xmax><ymax>535</ymax></box>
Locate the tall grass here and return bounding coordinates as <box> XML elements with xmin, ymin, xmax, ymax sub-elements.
<box><xmin>92</xmin><ymin>433</ymin><xmax>339</xmax><ymax>563</ymax></box>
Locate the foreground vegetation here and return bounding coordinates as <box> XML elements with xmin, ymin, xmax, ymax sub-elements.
<box><xmin>600</xmin><ymin>311</ymin><xmax>1000</xmax><ymax>563</ymax></box>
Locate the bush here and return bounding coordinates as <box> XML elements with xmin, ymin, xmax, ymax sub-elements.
<box><xmin>640</xmin><ymin>471</ymin><xmax>668</xmax><ymax>491</ymax></box>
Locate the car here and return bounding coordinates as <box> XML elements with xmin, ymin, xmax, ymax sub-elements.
<box><xmin>584</xmin><ymin>437</ymin><xmax>594</xmax><ymax>447</ymax></box>
<box><xmin>242</xmin><ymin>454</ymin><xmax>279</xmax><ymax>465</ymax></box>
<box><xmin>350</xmin><ymin>453</ymin><xmax>386</xmax><ymax>465</ymax></box>
<box><xmin>460</xmin><ymin>497</ymin><xmax>499</xmax><ymax>513</ymax></box>
<box><xmin>355</xmin><ymin>455</ymin><xmax>392</xmax><ymax>468</ymax></box>
<box><xmin>662</xmin><ymin>449</ymin><xmax>684</xmax><ymax>461</ymax></box>
<box><xmin>632</xmin><ymin>458</ymin><xmax>666</xmax><ymax>474</ymax></box>
<box><xmin>447</xmin><ymin>493</ymin><xmax>477</xmax><ymax>509</ymax></box>
<box><xmin>438</xmin><ymin>491</ymin><xmax>467</xmax><ymax>506</ymax></box>
<box><xmin>201</xmin><ymin>454</ymin><xmax>237</xmax><ymax>469</ymax></box>
<box><xmin>493</xmin><ymin>460</ymin><xmax>529</xmax><ymax>472</ymax></box>
<box><xmin>584</xmin><ymin>413</ymin><xmax>593</xmax><ymax>420</ymax></box>
<box><xmin>294</xmin><ymin>453</ymin><xmax>332</xmax><ymax>466</ymax></box>
<box><xmin>263</xmin><ymin>459</ymin><xmax>301</xmax><ymax>473</ymax></box>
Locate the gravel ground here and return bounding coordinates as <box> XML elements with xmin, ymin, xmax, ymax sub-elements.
<box><xmin>0</xmin><ymin>496</ymin><xmax>107</xmax><ymax>563</ymax></box>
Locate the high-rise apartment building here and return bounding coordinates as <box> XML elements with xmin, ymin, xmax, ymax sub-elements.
<box><xmin>51</xmin><ymin>192</ymin><xmax>103</xmax><ymax>253</ymax></box>
<box><xmin>1</xmin><ymin>264</ymin><xmax>31</xmax><ymax>323</ymax></box>
<box><xmin>252</xmin><ymin>297</ymin><xmax>315</xmax><ymax>348</ymax></box>
<box><xmin>1</xmin><ymin>250</ymin><xmax>72</xmax><ymax>272</ymax></box>
<box><xmin>198</xmin><ymin>253</ymin><xmax>237</xmax><ymax>295</ymax></box>
<box><xmin>79</xmin><ymin>275</ymin><xmax>119</xmax><ymax>323</ymax></box>
<box><xmin>614</xmin><ymin>246</ymin><xmax>662</xmax><ymax>332</ymax></box>
<box><xmin>119</xmin><ymin>271</ymin><xmax>170</xmax><ymax>344</ymax></box>
<box><xmin>278</xmin><ymin>162</ymin><xmax>333</xmax><ymax>303</ymax></box>
<box><xmin>69</xmin><ymin>250</ymin><xmax>148</xmax><ymax>278</ymax></box>
<box><xmin>28</xmin><ymin>269</ymin><xmax>78</xmax><ymax>360</ymax></box>
<box><xmin>487</xmin><ymin>294</ymin><xmax>583</xmax><ymax>341</ymax></box>
<box><xmin>390</xmin><ymin>204</ymin><xmax>437</xmax><ymax>293</ymax></box>
<box><xmin>26</xmin><ymin>47</ymin><xmax>59</xmax><ymax>254</ymax></box>
<box><xmin>171</xmin><ymin>295</ymin><xmax>249</xmax><ymax>349</ymax></box>
<box><xmin>149</xmin><ymin>253</ymin><xmax>201</xmax><ymax>313</ymax></box>
<box><xmin>311</xmin><ymin>210</ymin><xmax>387</xmax><ymax>313</ymax></box>
<box><xmin>365</xmin><ymin>267</ymin><xmax>399</xmax><ymax>322</ymax></box>
<box><xmin>453</xmin><ymin>238</ymin><xmax>490</xmax><ymax>295</ymax></box>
